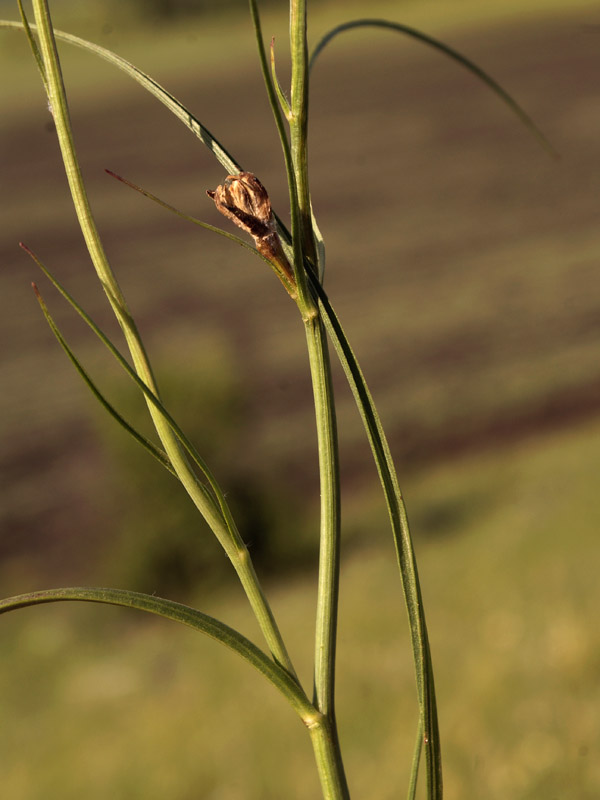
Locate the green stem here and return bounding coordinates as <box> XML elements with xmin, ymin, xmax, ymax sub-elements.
<box><xmin>288</xmin><ymin>1</ymin><xmax>347</xmax><ymax>795</ymax></box>
<box><xmin>248</xmin><ymin>0</ymin><xmax>313</xmax><ymax>316</ymax></box>
<box><xmin>250</xmin><ymin>0</ymin><xmax>344</xmax><ymax>729</ymax></box>
<box><xmin>308</xmin><ymin>714</ymin><xmax>350</xmax><ymax>800</ymax></box>
<box><xmin>289</xmin><ymin>0</ymin><xmax>317</xmax><ymax>269</ymax></box>
<box><xmin>30</xmin><ymin>0</ymin><xmax>296</xmax><ymax>681</ymax></box>
<box><xmin>307</xmin><ymin>273</ymin><xmax>442</xmax><ymax>797</ymax></box>
<box><xmin>304</xmin><ymin>315</ymin><xmax>340</xmax><ymax>719</ymax></box>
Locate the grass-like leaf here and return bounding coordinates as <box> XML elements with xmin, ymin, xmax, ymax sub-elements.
<box><xmin>31</xmin><ymin>281</ymin><xmax>175</xmax><ymax>475</ymax></box>
<box><xmin>22</xmin><ymin>243</ymin><xmax>232</xmax><ymax>526</ymax></box>
<box><xmin>104</xmin><ymin>169</ymin><xmax>296</xmax><ymax>293</ymax></box>
<box><xmin>270</xmin><ymin>37</ymin><xmax>291</xmax><ymax>120</ymax></box>
<box><xmin>0</xmin><ymin>19</ymin><xmax>304</xmax><ymax>277</ymax></box>
<box><xmin>0</xmin><ymin>587</ymin><xmax>314</xmax><ymax>719</ymax></box>
<box><xmin>16</xmin><ymin>0</ymin><xmax>47</xmax><ymax>91</ymax></box>
<box><xmin>307</xmin><ymin>272</ymin><xmax>442</xmax><ymax>798</ymax></box>
<box><xmin>310</xmin><ymin>18</ymin><xmax>556</xmax><ymax>157</ymax></box>
<box><xmin>0</xmin><ymin>19</ymin><xmax>242</xmax><ymax>174</ymax></box>
<box><xmin>247</xmin><ymin>0</ymin><xmax>314</xmax><ymax>312</ymax></box>
<box><xmin>105</xmin><ymin>169</ymin><xmax>253</xmax><ymax>251</ymax></box>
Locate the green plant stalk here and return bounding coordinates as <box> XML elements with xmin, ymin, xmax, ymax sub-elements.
<box><xmin>30</xmin><ymin>0</ymin><xmax>296</xmax><ymax>680</ymax></box>
<box><xmin>289</xmin><ymin>0</ymin><xmax>317</xmax><ymax>270</ymax></box>
<box><xmin>288</xmin><ymin>2</ymin><xmax>347</xmax><ymax>797</ymax></box>
<box><xmin>288</xmin><ymin>0</ymin><xmax>339</xmax><ymax>717</ymax></box>
<box><xmin>251</xmin><ymin>2</ymin><xmax>346</xmax><ymax>792</ymax></box>
<box><xmin>247</xmin><ymin>0</ymin><xmax>312</xmax><ymax>314</ymax></box>
<box><xmin>308</xmin><ymin>713</ymin><xmax>350</xmax><ymax>800</ymax></box>
<box><xmin>308</xmin><ymin>274</ymin><xmax>442</xmax><ymax>798</ymax></box>
<box><xmin>303</xmin><ymin>314</ymin><xmax>346</xmax><ymax>799</ymax></box>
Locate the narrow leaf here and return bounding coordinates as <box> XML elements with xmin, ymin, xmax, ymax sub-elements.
<box><xmin>270</xmin><ymin>37</ymin><xmax>291</xmax><ymax>120</ymax></box>
<box><xmin>307</xmin><ymin>272</ymin><xmax>443</xmax><ymax>798</ymax></box>
<box><xmin>247</xmin><ymin>0</ymin><xmax>316</xmax><ymax>311</ymax></box>
<box><xmin>32</xmin><ymin>283</ymin><xmax>175</xmax><ymax>475</ymax></box>
<box><xmin>0</xmin><ymin>587</ymin><xmax>314</xmax><ymax>720</ymax></box>
<box><xmin>0</xmin><ymin>20</ymin><xmax>242</xmax><ymax>174</ymax></box>
<box><xmin>104</xmin><ymin>170</ymin><xmax>275</xmax><ymax>266</ymax></box>
<box><xmin>408</xmin><ymin>717</ymin><xmax>424</xmax><ymax>800</ymax></box>
<box><xmin>22</xmin><ymin>244</ymin><xmax>228</xmax><ymax>522</ymax></box>
<box><xmin>310</xmin><ymin>200</ymin><xmax>326</xmax><ymax>282</ymax></box>
<box><xmin>0</xmin><ymin>20</ymin><xmax>295</xmax><ymax>250</ymax></box>
<box><xmin>16</xmin><ymin>1</ymin><xmax>47</xmax><ymax>91</ymax></box>
<box><xmin>310</xmin><ymin>18</ymin><xmax>556</xmax><ymax>156</ymax></box>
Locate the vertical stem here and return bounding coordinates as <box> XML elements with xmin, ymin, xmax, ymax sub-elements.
<box><xmin>289</xmin><ymin>0</ymin><xmax>317</xmax><ymax>268</ymax></box>
<box><xmin>288</xmin><ymin>1</ymin><xmax>347</xmax><ymax>795</ymax></box>
<box><xmin>304</xmin><ymin>314</ymin><xmax>340</xmax><ymax>718</ymax></box>
<box><xmin>309</xmin><ymin>713</ymin><xmax>350</xmax><ymax>800</ymax></box>
<box><xmin>31</xmin><ymin>0</ymin><xmax>297</xmax><ymax>681</ymax></box>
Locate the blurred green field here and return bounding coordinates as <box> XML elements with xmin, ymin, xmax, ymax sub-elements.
<box><xmin>1</xmin><ymin>1</ymin><xmax>600</xmax><ymax>797</ymax></box>
<box><xmin>2</xmin><ymin>415</ymin><xmax>599</xmax><ymax>798</ymax></box>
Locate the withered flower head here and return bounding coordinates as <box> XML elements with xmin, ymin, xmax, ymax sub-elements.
<box><xmin>207</xmin><ymin>171</ymin><xmax>273</xmax><ymax>239</ymax></box>
<box><xmin>207</xmin><ymin>171</ymin><xmax>297</xmax><ymax>297</ymax></box>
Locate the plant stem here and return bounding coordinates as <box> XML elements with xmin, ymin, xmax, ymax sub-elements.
<box><xmin>304</xmin><ymin>315</ymin><xmax>340</xmax><ymax>718</ymax></box>
<box><xmin>288</xmin><ymin>1</ymin><xmax>347</xmax><ymax>795</ymax></box>
<box><xmin>289</xmin><ymin>0</ymin><xmax>317</xmax><ymax>268</ymax></box>
<box><xmin>308</xmin><ymin>713</ymin><xmax>350</xmax><ymax>800</ymax></box>
<box><xmin>31</xmin><ymin>0</ymin><xmax>296</xmax><ymax>681</ymax></box>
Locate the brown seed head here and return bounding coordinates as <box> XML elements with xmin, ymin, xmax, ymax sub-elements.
<box><xmin>207</xmin><ymin>171</ymin><xmax>297</xmax><ymax>297</ymax></box>
<box><xmin>207</xmin><ymin>171</ymin><xmax>273</xmax><ymax>239</ymax></box>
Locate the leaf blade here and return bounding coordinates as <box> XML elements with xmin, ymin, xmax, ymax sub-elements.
<box><xmin>22</xmin><ymin>245</ymin><xmax>238</xmax><ymax>522</ymax></box>
<box><xmin>32</xmin><ymin>282</ymin><xmax>175</xmax><ymax>475</ymax></box>
<box><xmin>310</xmin><ymin>17</ymin><xmax>556</xmax><ymax>156</ymax></box>
<box><xmin>308</xmin><ymin>273</ymin><xmax>443</xmax><ymax>799</ymax></box>
<box><xmin>0</xmin><ymin>586</ymin><xmax>314</xmax><ymax>720</ymax></box>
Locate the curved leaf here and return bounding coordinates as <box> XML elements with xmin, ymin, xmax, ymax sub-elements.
<box><xmin>105</xmin><ymin>170</ymin><xmax>254</xmax><ymax>251</ymax></box>
<box><xmin>32</xmin><ymin>281</ymin><xmax>175</xmax><ymax>475</ymax></box>
<box><xmin>307</xmin><ymin>271</ymin><xmax>442</xmax><ymax>797</ymax></box>
<box><xmin>270</xmin><ymin>36</ymin><xmax>291</xmax><ymax>120</ymax></box>
<box><xmin>0</xmin><ymin>586</ymin><xmax>314</xmax><ymax>720</ymax></box>
<box><xmin>22</xmin><ymin>245</ymin><xmax>248</xmax><ymax>525</ymax></box>
<box><xmin>16</xmin><ymin>0</ymin><xmax>46</xmax><ymax>89</ymax></box>
<box><xmin>310</xmin><ymin>199</ymin><xmax>326</xmax><ymax>282</ymax></box>
<box><xmin>0</xmin><ymin>19</ymin><xmax>241</xmax><ymax>173</ymax></box>
<box><xmin>310</xmin><ymin>18</ymin><xmax>555</xmax><ymax>156</ymax></box>
<box><xmin>0</xmin><ymin>19</ymin><xmax>297</xmax><ymax>263</ymax></box>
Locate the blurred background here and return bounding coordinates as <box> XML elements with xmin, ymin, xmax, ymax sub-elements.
<box><xmin>1</xmin><ymin>0</ymin><xmax>600</xmax><ymax>797</ymax></box>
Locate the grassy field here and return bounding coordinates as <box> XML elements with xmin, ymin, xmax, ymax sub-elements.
<box><xmin>1</xmin><ymin>1</ymin><xmax>600</xmax><ymax>797</ymax></box>
<box><xmin>1</xmin><ymin>415</ymin><xmax>599</xmax><ymax>798</ymax></box>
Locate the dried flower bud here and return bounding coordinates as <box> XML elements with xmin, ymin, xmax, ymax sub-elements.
<box><xmin>207</xmin><ymin>172</ymin><xmax>297</xmax><ymax>297</ymax></box>
<box><xmin>207</xmin><ymin>172</ymin><xmax>273</xmax><ymax>239</ymax></box>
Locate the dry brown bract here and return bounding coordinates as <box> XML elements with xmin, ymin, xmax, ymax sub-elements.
<box><xmin>207</xmin><ymin>172</ymin><xmax>296</xmax><ymax>294</ymax></box>
<box><xmin>207</xmin><ymin>172</ymin><xmax>273</xmax><ymax>239</ymax></box>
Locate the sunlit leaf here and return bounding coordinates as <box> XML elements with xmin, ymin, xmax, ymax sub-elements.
<box><xmin>0</xmin><ymin>586</ymin><xmax>314</xmax><ymax>719</ymax></box>
<box><xmin>310</xmin><ymin>18</ymin><xmax>556</xmax><ymax>157</ymax></box>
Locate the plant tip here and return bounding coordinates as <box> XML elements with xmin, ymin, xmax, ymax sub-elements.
<box><xmin>19</xmin><ymin>242</ymin><xmax>38</xmax><ymax>262</ymax></box>
<box><xmin>105</xmin><ymin>168</ymin><xmax>126</xmax><ymax>184</ymax></box>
